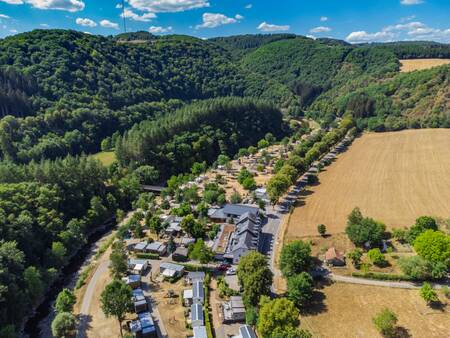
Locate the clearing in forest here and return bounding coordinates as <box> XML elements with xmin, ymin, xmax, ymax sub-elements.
<box><xmin>285</xmin><ymin>129</ymin><xmax>450</xmax><ymax>239</ymax></box>
<box><xmin>400</xmin><ymin>59</ymin><xmax>450</xmax><ymax>72</ymax></box>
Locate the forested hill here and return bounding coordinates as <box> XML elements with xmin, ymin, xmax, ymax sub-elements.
<box><xmin>0</xmin><ymin>30</ymin><xmax>449</xmax><ymax>165</ymax></box>
<box><xmin>0</xmin><ymin>30</ymin><xmax>294</xmax><ymax>162</ymax></box>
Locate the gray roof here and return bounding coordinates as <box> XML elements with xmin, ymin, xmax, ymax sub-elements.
<box><xmin>240</xmin><ymin>325</ymin><xmax>257</xmax><ymax>338</ymax></box>
<box><xmin>160</xmin><ymin>262</ymin><xmax>185</xmax><ymax>272</ymax></box>
<box><xmin>138</xmin><ymin>312</ymin><xmax>154</xmax><ymax>328</ymax></box>
<box><xmin>208</xmin><ymin>208</ymin><xmax>226</xmax><ymax>219</ymax></box>
<box><xmin>193</xmin><ymin>281</ymin><xmax>204</xmax><ymax>301</ymax></box>
<box><xmin>193</xmin><ymin>326</ymin><xmax>208</xmax><ymax>338</ymax></box>
<box><xmin>187</xmin><ymin>271</ymin><xmax>205</xmax><ymax>281</ymax></box>
<box><xmin>134</xmin><ymin>241</ymin><xmax>148</xmax><ymax>251</ymax></box>
<box><xmin>146</xmin><ymin>241</ymin><xmax>166</xmax><ymax>252</ymax></box>
<box><xmin>191</xmin><ymin>303</ymin><xmax>204</xmax><ymax>322</ymax></box>
<box><xmin>222</xmin><ymin>204</ymin><xmax>259</xmax><ymax>217</ymax></box>
<box><xmin>128</xmin><ymin>259</ymin><xmax>148</xmax><ymax>267</ymax></box>
<box><xmin>173</xmin><ymin>246</ymin><xmax>189</xmax><ymax>256</ymax></box>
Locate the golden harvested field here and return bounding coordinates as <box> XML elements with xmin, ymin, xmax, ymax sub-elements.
<box><xmin>286</xmin><ymin>129</ymin><xmax>450</xmax><ymax>239</ymax></box>
<box><xmin>301</xmin><ymin>282</ymin><xmax>449</xmax><ymax>338</ymax></box>
<box><xmin>400</xmin><ymin>59</ymin><xmax>450</xmax><ymax>72</ymax></box>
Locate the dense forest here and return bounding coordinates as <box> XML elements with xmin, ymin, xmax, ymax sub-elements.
<box><xmin>117</xmin><ymin>97</ymin><xmax>285</xmax><ymax>178</ymax></box>
<box><xmin>0</xmin><ymin>30</ymin><xmax>449</xmax><ymax>334</ymax></box>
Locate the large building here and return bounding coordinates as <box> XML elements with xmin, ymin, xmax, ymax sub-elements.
<box><xmin>208</xmin><ymin>204</ymin><xmax>260</xmax><ymax>222</ymax></box>
<box><xmin>223</xmin><ymin>212</ymin><xmax>261</xmax><ymax>264</ymax></box>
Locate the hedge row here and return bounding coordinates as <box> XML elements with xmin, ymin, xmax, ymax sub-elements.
<box><xmin>352</xmin><ymin>271</ymin><xmax>414</xmax><ymax>282</ymax></box>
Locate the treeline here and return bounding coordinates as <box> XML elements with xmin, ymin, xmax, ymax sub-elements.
<box><xmin>267</xmin><ymin>117</ymin><xmax>355</xmax><ymax>203</ymax></box>
<box><xmin>371</xmin><ymin>41</ymin><xmax>450</xmax><ymax>59</ymax></box>
<box><xmin>117</xmin><ymin>97</ymin><xmax>285</xmax><ymax>180</ymax></box>
<box><xmin>0</xmin><ymin>156</ymin><xmax>140</xmax><ymax>334</ymax></box>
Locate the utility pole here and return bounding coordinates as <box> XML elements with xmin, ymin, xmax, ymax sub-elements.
<box><xmin>121</xmin><ymin>0</ymin><xmax>127</xmax><ymax>33</ymax></box>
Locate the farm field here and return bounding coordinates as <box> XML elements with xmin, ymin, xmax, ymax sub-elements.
<box><xmin>285</xmin><ymin>129</ymin><xmax>450</xmax><ymax>240</ymax></box>
<box><xmin>300</xmin><ymin>282</ymin><xmax>449</xmax><ymax>338</ymax></box>
<box><xmin>400</xmin><ymin>59</ymin><xmax>450</xmax><ymax>72</ymax></box>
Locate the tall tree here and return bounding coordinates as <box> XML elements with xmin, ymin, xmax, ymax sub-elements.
<box><xmin>100</xmin><ymin>280</ymin><xmax>133</xmax><ymax>337</ymax></box>
<box><xmin>279</xmin><ymin>241</ymin><xmax>312</xmax><ymax>278</ymax></box>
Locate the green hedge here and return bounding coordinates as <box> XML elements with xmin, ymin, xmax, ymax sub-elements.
<box><xmin>203</xmin><ymin>282</ymin><xmax>214</xmax><ymax>338</ymax></box>
<box><xmin>181</xmin><ymin>263</ymin><xmax>216</xmax><ymax>273</ymax></box>
<box><xmin>135</xmin><ymin>252</ymin><xmax>160</xmax><ymax>260</ymax></box>
<box><xmin>352</xmin><ymin>271</ymin><xmax>413</xmax><ymax>281</ymax></box>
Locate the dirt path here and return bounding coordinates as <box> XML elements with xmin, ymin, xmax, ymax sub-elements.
<box><xmin>330</xmin><ymin>273</ymin><xmax>449</xmax><ymax>290</ymax></box>
<box><xmin>77</xmin><ymin>259</ymin><xmax>110</xmax><ymax>338</ymax></box>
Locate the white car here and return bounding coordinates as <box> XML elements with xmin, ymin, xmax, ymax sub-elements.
<box><xmin>226</xmin><ymin>268</ymin><xmax>237</xmax><ymax>275</ymax></box>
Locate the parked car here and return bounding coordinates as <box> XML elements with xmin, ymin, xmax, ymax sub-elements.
<box><xmin>226</xmin><ymin>268</ymin><xmax>236</xmax><ymax>275</ymax></box>
<box><xmin>216</xmin><ymin>263</ymin><xmax>231</xmax><ymax>272</ymax></box>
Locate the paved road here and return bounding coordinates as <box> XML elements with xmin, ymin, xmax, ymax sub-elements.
<box><xmin>77</xmin><ymin>260</ymin><xmax>109</xmax><ymax>338</ymax></box>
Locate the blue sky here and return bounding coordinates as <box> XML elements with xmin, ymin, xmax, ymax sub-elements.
<box><xmin>0</xmin><ymin>0</ymin><xmax>449</xmax><ymax>43</ymax></box>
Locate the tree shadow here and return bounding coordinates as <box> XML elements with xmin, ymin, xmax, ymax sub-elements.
<box><xmin>392</xmin><ymin>326</ymin><xmax>412</xmax><ymax>338</ymax></box>
<box><xmin>429</xmin><ymin>301</ymin><xmax>447</xmax><ymax>312</ymax></box>
<box><xmin>76</xmin><ymin>314</ymin><xmax>92</xmax><ymax>338</ymax></box>
<box><xmin>300</xmin><ymin>290</ymin><xmax>327</xmax><ymax>316</ymax></box>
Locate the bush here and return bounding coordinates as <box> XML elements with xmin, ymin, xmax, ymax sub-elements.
<box><xmin>367</xmin><ymin>248</ymin><xmax>387</xmax><ymax>267</ymax></box>
<box><xmin>347</xmin><ymin>248</ymin><xmax>363</xmax><ymax>268</ymax></box>
<box><xmin>398</xmin><ymin>256</ymin><xmax>431</xmax><ymax>280</ymax></box>
<box><xmin>420</xmin><ymin>282</ymin><xmax>439</xmax><ymax>304</ymax></box>
<box><xmin>413</xmin><ymin>230</ymin><xmax>450</xmax><ymax>265</ymax></box>
<box><xmin>317</xmin><ymin>224</ymin><xmax>326</xmax><ymax>236</ymax></box>
<box><xmin>373</xmin><ymin>308</ymin><xmax>397</xmax><ymax>337</ymax></box>
<box><xmin>135</xmin><ymin>252</ymin><xmax>160</xmax><ymax>260</ymax></box>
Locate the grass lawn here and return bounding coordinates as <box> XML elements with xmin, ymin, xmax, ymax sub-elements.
<box><xmin>91</xmin><ymin>151</ymin><xmax>116</xmax><ymax>166</ymax></box>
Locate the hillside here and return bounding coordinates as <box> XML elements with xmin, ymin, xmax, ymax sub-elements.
<box><xmin>0</xmin><ymin>30</ymin><xmax>294</xmax><ymax>162</ymax></box>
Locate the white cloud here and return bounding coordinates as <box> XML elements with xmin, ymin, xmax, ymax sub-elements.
<box><xmin>149</xmin><ymin>25</ymin><xmax>172</xmax><ymax>33</ymax></box>
<box><xmin>257</xmin><ymin>21</ymin><xmax>290</xmax><ymax>32</ymax></box>
<box><xmin>400</xmin><ymin>0</ymin><xmax>423</xmax><ymax>5</ymax></box>
<box><xmin>121</xmin><ymin>8</ymin><xmax>156</xmax><ymax>22</ymax></box>
<box><xmin>245</xmin><ymin>4</ymin><xmax>252</xmax><ymax>9</ymax></box>
<box><xmin>346</xmin><ymin>20</ymin><xmax>450</xmax><ymax>43</ymax></box>
<box><xmin>128</xmin><ymin>0</ymin><xmax>209</xmax><ymax>13</ymax></box>
<box><xmin>76</xmin><ymin>17</ymin><xmax>97</xmax><ymax>27</ymax></box>
<box><xmin>306</xmin><ymin>34</ymin><xmax>316</xmax><ymax>40</ymax></box>
<box><xmin>310</xmin><ymin>26</ymin><xmax>331</xmax><ymax>33</ymax></box>
<box><xmin>25</xmin><ymin>0</ymin><xmax>85</xmax><ymax>12</ymax></box>
<box><xmin>320</xmin><ymin>16</ymin><xmax>328</xmax><ymax>22</ymax></box>
<box><xmin>40</xmin><ymin>23</ymin><xmax>49</xmax><ymax>27</ymax></box>
<box><xmin>9</xmin><ymin>29</ymin><xmax>17</xmax><ymax>33</ymax></box>
<box><xmin>100</xmin><ymin>19</ymin><xmax>119</xmax><ymax>29</ymax></box>
<box><xmin>115</xmin><ymin>3</ymin><xmax>122</xmax><ymax>9</ymax></box>
<box><xmin>0</xmin><ymin>14</ymin><xmax>10</xmax><ymax>18</ymax></box>
<box><xmin>384</xmin><ymin>21</ymin><xmax>426</xmax><ymax>32</ymax></box>
<box><xmin>0</xmin><ymin>0</ymin><xmax>23</xmax><ymax>4</ymax></box>
<box><xmin>346</xmin><ymin>30</ymin><xmax>395</xmax><ymax>43</ymax></box>
<box><xmin>196</xmin><ymin>13</ymin><xmax>241</xmax><ymax>29</ymax></box>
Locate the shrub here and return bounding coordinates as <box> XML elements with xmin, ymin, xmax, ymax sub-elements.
<box><xmin>317</xmin><ymin>224</ymin><xmax>326</xmax><ymax>236</ymax></box>
<box><xmin>420</xmin><ymin>282</ymin><xmax>439</xmax><ymax>304</ymax></box>
<box><xmin>367</xmin><ymin>248</ymin><xmax>387</xmax><ymax>267</ymax></box>
<box><xmin>398</xmin><ymin>256</ymin><xmax>431</xmax><ymax>280</ymax></box>
<box><xmin>373</xmin><ymin>308</ymin><xmax>397</xmax><ymax>337</ymax></box>
<box><xmin>347</xmin><ymin>248</ymin><xmax>363</xmax><ymax>268</ymax></box>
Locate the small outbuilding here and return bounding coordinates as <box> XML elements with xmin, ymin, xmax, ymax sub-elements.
<box><xmin>183</xmin><ymin>289</ymin><xmax>193</xmax><ymax>307</ymax></box>
<box><xmin>160</xmin><ymin>262</ymin><xmax>185</xmax><ymax>278</ymax></box>
<box><xmin>325</xmin><ymin>247</ymin><xmax>346</xmax><ymax>266</ymax></box>
<box><xmin>123</xmin><ymin>274</ymin><xmax>141</xmax><ymax>289</ymax></box>
<box><xmin>128</xmin><ymin>259</ymin><xmax>149</xmax><ymax>275</ymax></box>
<box><xmin>134</xmin><ymin>241</ymin><xmax>148</xmax><ymax>253</ymax></box>
<box><xmin>145</xmin><ymin>241</ymin><xmax>167</xmax><ymax>256</ymax></box>
<box><xmin>186</xmin><ymin>271</ymin><xmax>205</xmax><ymax>284</ymax></box>
<box><xmin>222</xmin><ymin>296</ymin><xmax>246</xmax><ymax>323</ymax></box>
<box><xmin>172</xmin><ymin>246</ymin><xmax>189</xmax><ymax>262</ymax></box>
<box><xmin>132</xmin><ymin>289</ymin><xmax>148</xmax><ymax>314</ymax></box>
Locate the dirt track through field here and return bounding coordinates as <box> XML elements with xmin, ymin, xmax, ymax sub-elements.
<box><xmin>286</xmin><ymin>129</ymin><xmax>450</xmax><ymax>239</ymax></box>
